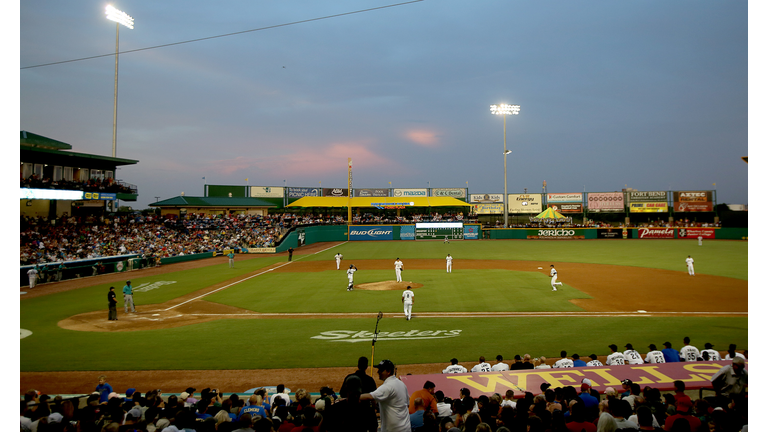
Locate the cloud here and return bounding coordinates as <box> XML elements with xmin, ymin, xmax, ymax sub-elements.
<box><xmin>403</xmin><ymin>129</ymin><xmax>440</xmax><ymax>147</ymax></box>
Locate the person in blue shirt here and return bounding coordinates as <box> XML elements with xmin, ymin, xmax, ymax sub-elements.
<box><xmin>238</xmin><ymin>394</ymin><xmax>267</xmax><ymax>420</ymax></box>
<box><xmin>227</xmin><ymin>251</ymin><xmax>235</xmax><ymax>268</ymax></box>
<box><xmin>572</xmin><ymin>354</ymin><xmax>587</xmax><ymax>367</ymax></box>
<box><xmin>122</xmin><ymin>280</ymin><xmax>135</xmax><ymax>313</ymax></box>
<box><xmin>95</xmin><ymin>375</ymin><xmax>113</xmax><ymax>404</ymax></box>
<box><xmin>662</xmin><ymin>341</ymin><xmax>681</xmax><ymax>363</ymax></box>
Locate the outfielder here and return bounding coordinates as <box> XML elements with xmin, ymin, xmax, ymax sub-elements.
<box><xmin>446</xmin><ymin>254</ymin><xmax>453</xmax><ymax>273</ymax></box>
<box><xmin>685</xmin><ymin>255</ymin><xmax>695</xmax><ymax>276</ymax></box>
<box><xmin>346</xmin><ymin>265</ymin><xmax>357</xmax><ymax>291</ymax></box>
<box><xmin>335</xmin><ymin>253</ymin><xmax>343</xmax><ymax>270</ymax></box>
<box><xmin>549</xmin><ymin>265</ymin><xmax>563</xmax><ymax>291</ymax></box>
<box><xmin>394</xmin><ymin>258</ymin><xmax>404</xmax><ymax>282</ymax></box>
<box><xmin>402</xmin><ymin>285</ymin><xmax>414</xmax><ymax>320</ymax></box>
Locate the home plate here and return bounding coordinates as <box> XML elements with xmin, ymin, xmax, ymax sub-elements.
<box><xmin>637</xmin><ymin>310</ymin><xmax>647</xmax><ymax>313</ymax></box>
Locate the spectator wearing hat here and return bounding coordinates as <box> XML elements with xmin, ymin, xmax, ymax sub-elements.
<box><xmin>554</xmin><ymin>351</ymin><xmax>574</xmax><ymax>368</ymax></box>
<box><xmin>623</xmin><ymin>343</ymin><xmax>643</xmax><ymax>365</ymax></box>
<box><xmin>409</xmin><ymin>381</ymin><xmax>438</xmax><ymax>415</ymax></box>
<box><xmin>361</xmin><ymin>359</ymin><xmax>411</xmax><ymax>432</ymax></box>
<box><xmin>661</xmin><ymin>342</ymin><xmax>680</xmax><ymax>363</ymax></box>
<box><xmin>606</xmin><ymin>345</ymin><xmax>626</xmax><ymax>366</ymax></box>
<box><xmin>701</xmin><ymin>343</ymin><xmax>721</xmax><ymax>361</ymax></box>
<box><xmin>185</xmin><ymin>387</ymin><xmax>198</xmax><ymax>407</ymax></box>
<box><xmin>645</xmin><ymin>344</ymin><xmax>666</xmax><ymax>364</ymax></box>
<box><xmin>620</xmin><ymin>379</ymin><xmax>633</xmax><ymax>398</ymax></box>
<box><xmin>663</xmin><ymin>396</ymin><xmax>701</xmax><ymax>432</ymax></box>
<box><xmin>710</xmin><ymin>356</ymin><xmax>747</xmax><ymax>407</ymax></box>
<box><xmin>578</xmin><ymin>380</ymin><xmax>599</xmax><ymax>411</ymax></box>
<box><xmin>572</xmin><ymin>354</ymin><xmax>587</xmax><ymax>367</ymax></box>
<box><xmin>492</xmin><ymin>355</ymin><xmax>510</xmax><ymax>371</ymax></box>
<box><xmin>586</xmin><ymin>354</ymin><xmax>603</xmax><ymax>367</ymax></box>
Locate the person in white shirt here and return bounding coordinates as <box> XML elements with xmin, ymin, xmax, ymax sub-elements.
<box><xmin>402</xmin><ymin>286</ymin><xmax>414</xmax><ymax>321</ymax></box>
<box><xmin>606</xmin><ymin>344</ymin><xmax>626</xmax><ymax>365</ymax></box>
<box><xmin>394</xmin><ymin>258</ymin><xmax>404</xmax><ymax>282</ymax></box>
<box><xmin>346</xmin><ymin>265</ymin><xmax>358</xmax><ymax>291</ymax></box>
<box><xmin>360</xmin><ymin>360</ymin><xmax>411</xmax><ymax>432</ymax></box>
<box><xmin>335</xmin><ymin>253</ymin><xmax>343</xmax><ymax>270</ymax></box>
<box><xmin>470</xmin><ymin>356</ymin><xmax>491</xmax><ymax>372</ymax></box>
<box><xmin>645</xmin><ymin>344</ymin><xmax>666</xmax><ymax>364</ymax></box>
<box><xmin>701</xmin><ymin>343</ymin><xmax>721</xmax><ymax>360</ymax></box>
<box><xmin>685</xmin><ymin>255</ymin><xmax>695</xmax><ymax>276</ymax></box>
<box><xmin>443</xmin><ymin>358</ymin><xmax>468</xmax><ymax>374</ymax></box>
<box><xmin>724</xmin><ymin>343</ymin><xmax>746</xmax><ymax>361</ymax></box>
<box><xmin>623</xmin><ymin>343</ymin><xmax>644</xmax><ymax>365</ymax></box>
<box><xmin>446</xmin><ymin>254</ymin><xmax>453</xmax><ymax>273</ymax></box>
<box><xmin>586</xmin><ymin>354</ymin><xmax>604</xmax><ymax>367</ymax></box>
<box><xmin>536</xmin><ymin>356</ymin><xmax>552</xmax><ymax>369</ymax></box>
<box><xmin>549</xmin><ymin>265</ymin><xmax>564</xmax><ymax>291</ymax></box>
<box><xmin>490</xmin><ymin>355</ymin><xmax>509</xmax><ymax>371</ymax></box>
<box><xmin>680</xmin><ymin>336</ymin><xmax>701</xmax><ymax>361</ymax></box>
<box><xmin>500</xmin><ymin>390</ymin><xmax>517</xmax><ymax>409</ymax></box>
<box><xmin>553</xmin><ymin>351</ymin><xmax>574</xmax><ymax>368</ymax></box>
<box><xmin>27</xmin><ymin>266</ymin><xmax>38</xmax><ymax>288</ymax></box>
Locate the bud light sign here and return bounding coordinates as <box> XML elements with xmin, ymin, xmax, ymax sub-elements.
<box><xmin>350</xmin><ymin>226</ymin><xmax>394</xmax><ymax>241</ymax></box>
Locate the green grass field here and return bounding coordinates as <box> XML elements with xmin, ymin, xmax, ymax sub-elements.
<box><xmin>20</xmin><ymin>240</ymin><xmax>748</xmax><ymax>372</ymax></box>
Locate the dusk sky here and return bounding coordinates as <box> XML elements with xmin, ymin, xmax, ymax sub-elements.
<box><xmin>19</xmin><ymin>0</ymin><xmax>752</xmax><ymax>210</ymax></box>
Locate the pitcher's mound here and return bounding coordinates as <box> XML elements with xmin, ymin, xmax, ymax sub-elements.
<box><xmin>356</xmin><ymin>281</ymin><xmax>423</xmax><ymax>291</ymax></box>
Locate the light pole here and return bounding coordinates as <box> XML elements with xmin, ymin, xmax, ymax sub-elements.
<box><xmin>490</xmin><ymin>103</ymin><xmax>520</xmax><ymax>228</ymax></box>
<box><xmin>105</xmin><ymin>5</ymin><xmax>134</xmax><ymax>158</ymax></box>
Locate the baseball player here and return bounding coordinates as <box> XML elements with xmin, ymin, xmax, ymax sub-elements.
<box><xmin>346</xmin><ymin>265</ymin><xmax>357</xmax><ymax>291</ymax></box>
<box><xmin>685</xmin><ymin>255</ymin><xmax>695</xmax><ymax>276</ymax></box>
<box><xmin>122</xmin><ymin>280</ymin><xmax>135</xmax><ymax>313</ymax></box>
<box><xmin>446</xmin><ymin>254</ymin><xmax>453</xmax><ymax>273</ymax></box>
<box><xmin>490</xmin><ymin>355</ymin><xmax>509</xmax><ymax>371</ymax></box>
<box><xmin>680</xmin><ymin>336</ymin><xmax>700</xmax><ymax>361</ymax></box>
<box><xmin>586</xmin><ymin>354</ymin><xmax>603</xmax><ymax>367</ymax></box>
<box><xmin>443</xmin><ymin>358</ymin><xmax>468</xmax><ymax>374</ymax></box>
<box><xmin>394</xmin><ymin>258</ymin><xmax>404</xmax><ymax>282</ymax></box>
<box><xmin>645</xmin><ymin>344</ymin><xmax>666</xmax><ymax>364</ymax></box>
<box><xmin>606</xmin><ymin>344</ymin><xmax>626</xmax><ymax>365</ymax></box>
<box><xmin>553</xmin><ymin>351</ymin><xmax>574</xmax><ymax>368</ymax></box>
<box><xmin>335</xmin><ymin>253</ymin><xmax>343</xmax><ymax>270</ymax></box>
<box><xmin>623</xmin><ymin>343</ymin><xmax>644</xmax><ymax>365</ymax></box>
<box><xmin>402</xmin><ymin>285</ymin><xmax>414</xmax><ymax>320</ymax></box>
<box><xmin>470</xmin><ymin>356</ymin><xmax>492</xmax><ymax>372</ymax></box>
<box><xmin>27</xmin><ymin>265</ymin><xmax>39</xmax><ymax>288</ymax></box>
<box><xmin>227</xmin><ymin>251</ymin><xmax>235</xmax><ymax>268</ymax></box>
<box><xmin>702</xmin><ymin>343</ymin><xmax>721</xmax><ymax>361</ymax></box>
<box><xmin>549</xmin><ymin>265</ymin><xmax>563</xmax><ymax>291</ymax></box>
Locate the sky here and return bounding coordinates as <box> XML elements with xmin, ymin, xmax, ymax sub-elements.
<box><xmin>18</xmin><ymin>0</ymin><xmax>753</xmax><ymax>210</ymax></box>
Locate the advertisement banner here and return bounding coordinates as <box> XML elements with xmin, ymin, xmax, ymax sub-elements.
<box><xmin>323</xmin><ymin>188</ymin><xmax>349</xmax><ymax>197</ymax></box>
<box><xmin>393</xmin><ymin>188</ymin><xmax>428</xmax><ymax>197</ymax></box>
<box><xmin>246</xmin><ymin>247</ymin><xmax>277</xmax><ymax>253</ymax></box>
<box><xmin>637</xmin><ymin>228</ymin><xmax>675</xmax><ymax>239</ymax></box>
<box><xmin>84</xmin><ymin>192</ymin><xmax>116</xmax><ymax>201</ymax></box>
<box><xmin>548</xmin><ymin>203</ymin><xmax>582</xmax><ymax>213</ymax></box>
<box><xmin>354</xmin><ymin>188</ymin><xmax>389</xmax><ymax>197</ymax></box>
<box><xmin>470</xmin><ymin>194</ymin><xmax>504</xmax><ymax>203</ymax></box>
<box><xmin>526</xmin><ymin>229</ymin><xmax>586</xmax><ymax>239</ymax></box>
<box><xmin>678</xmin><ymin>228</ymin><xmax>716</xmax><ymax>239</ymax></box>
<box><xmin>546</xmin><ymin>193</ymin><xmax>583</xmax><ymax>203</ymax></box>
<box><xmin>463</xmin><ymin>225</ymin><xmax>480</xmax><ymax>240</ymax></box>
<box><xmin>597</xmin><ymin>228</ymin><xmax>629</xmax><ymax>239</ymax></box>
<box><xmin>674</xmin><ymin>202</ymin><xmax>713</xmax><ymax>212</ymax></box>
<box><xmin>288</xmin><ymin>187</ymin><xmax>321</xmax><ymax>198</ymax></box>
<box><xmin>508</xmin><ymin>194</ymin><xmax>543</xmax><ymax>213</ymax></box>
<box><xmin>472</xmin><ymin>204</ymin><xmax>504</xmax><ymax>214</ymax></box>
<box><xmin>630</xmin><ymin>203</ymin><xmax>668</xmax><ymax>213</ymax></box>
<box><xmin>349</xmin><ymin>226</ymin><xmax>394</xmax><ymax>241</ymax></box>
<box><xmin>432</xmin><ymin>188</ymin><xmax>466</xmax><ymax>198</ymax></box>
<box><xmin>674</xmin><ymin>191</ymin><xmax>713</xmax><ymax>202</ymax></box>
<box><xmin>400</xmin><ymin>361</ymin><xmax>744</xmax><ymax>399</ymax></box>
<box><xmin>587</xmin><ymin>192</ymin><xmax>624</xmax><ymax>211</ymax></box>
<box><xmin>629</xmin><ymin>191</ymin><xmax>668</xmax><ymax>202</ymax></box>
<box><xmin>399</xmin><ymin>225</ymin><xmax>415</xmax><ymax>240</ymax></box>
<box><xmin>250</xmin><ymin>186</ymin><xmax>285</xmax><ymax>198</ymax></box>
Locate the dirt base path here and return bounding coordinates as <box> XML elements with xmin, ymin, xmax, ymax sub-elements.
<box><xmin>21</xmin><ymin>242</ymin><xmax>746</xmax><ymax>394</ymax></box>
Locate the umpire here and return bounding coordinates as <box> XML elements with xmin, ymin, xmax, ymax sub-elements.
<box><xmin>108</xmin><ymin>287</ymin><xmax>118</xmax><ymax>321</ymax></box>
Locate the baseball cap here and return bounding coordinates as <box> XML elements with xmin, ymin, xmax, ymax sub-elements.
<box><xmin>126</xmin><ymin>388</ymin><xmax>136</xmax><ymax>397</ymax></box>
<box><xmin>589</xmin><ymin>354</ymin><xmax>598</xmax><ymax>360</ymax></box>
<box><xmin>185</xmin><ymin>387</ymin><xmax>196</xmax><ymax>394</ymax></box>
<box><xmin>580</xmin><ymin>383</ymin><xmax>590</xmax><ymax>392</ymax></box>
<box><xmin>108</xmin><ymin>392</ymin><xmax>120</xmax><ymax>400</ymax></box>
<box><xmin>621</xmin><ymin>379</ymin><xmax>632</xmax><ymax>385</ymax></box>
<box><xmin>608</xmin><ymin>344</ymin><xmax>618</xmax><ymax>351</ymax></box>
<box><xmin>374</xmin><ymin>359</ymin><xmax>395</xmax><ymax>372</ymax></box>
<box><xmin>540</xmin><ymin>383</ymin><xmax>552</xmax><ymax>392</ymax></box>
<box><xmin>704</xmin><ymin>343</ymin><xmax>714</xmax><ymax>349</ymax></box>
<box><xmin>663</xmin><ymin>341</ymin><xmax>672</xmax><ymax>348</ymax></box>
<box><xmin>625</xmin><ymin>343</ymin><xmax>634</xmax><ymax>349</ymax></box>
<box><xmin>676</xmin><ymin>396</ymin><xmax>693</xmax><ymax>412</ymax></box>
<box><xmin>649</xmin><ymin>344</ymin><xmax>657</xmax><ymax>350</ymax></box>
<box><xmin>582</xmin><ymin>378</ymin><xmax>592</xmax><ymax>386</ymax></box>
<box><xmin>604</xmin><ymin>387</ymin><xmax>617</xmax><ymax>396</ymax></box>
<box><xmin>180</xmin><ymin>392</ymin><xmax>190</xmax><ymax>400</ymax></box>
<box><xmin>128</xmin><ymin>408</ymin><xmax>142</xmax><ymax>418</ymax></box>
<box><xmin>48</xmin><ymin>413</ymin><xmax>63</xmax><ymax>424</ymax></box>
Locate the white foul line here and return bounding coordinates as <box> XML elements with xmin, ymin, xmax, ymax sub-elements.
<box><xmin>164</xmin><ymin>241</ymin><xmax>348</xmax><ymax>311</ymax></box>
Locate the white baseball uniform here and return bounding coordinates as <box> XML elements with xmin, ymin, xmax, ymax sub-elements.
<box><xmin>402</xmin><ymin>288</ymin><xmax>414</xmax><ymax>320</ymax></box>
<box><xmin>443</xmin><ymin>364</ymin><xmax>468</xmax><ymax>374</ymax></box>
<box><xmin>446</xmin><ymin>255</ymin><xmax>453</xmax><ymax>273</ymax></box>
<box><xmin>550</xmin><ymin>267</ymin><xmax>563</xmax><ymax>290</ymax></box>
<box><xmin>645</xmin><ymin>350</ymin><xmax>666</xmax><ymax>364</ymax></box>
<box><xmin>490</xmin><ymin>362</ymin><xmax>509</xmax><ymax>371</ymax></box>
<box><xmin>586</xmin><ymin>359</ymin><xmax>604</xmax><ymax>367</ymax></box>
<box><xmin>680</xmin><ymin>344</ymin><xmax>700</xmax><ymax>362</ymax></box>
<box><xmin>702</xmin><ymin>349</ymin><xmax>721</xmax><ymax>361</ymax></box>
<box><xmin>724</xmin><ymin>352</ymin><xmax>746</xmax><ymax>361</ymax></box>
<box><xmin>685</xmin><ymin>256</ymin><xmax>695</xmax><ymax>276</ymax></box>
<box><xmin>346</xmin><ymin>267</ymin><xmax>357</xmax><ymax>290</ymax></box>
<box><xmin>606</xmin><ymin>352</ymin><xmax>626</xmax><ymax>365</ymax></box>
<box><xmin>335</xmin><ymin>253</ymin><xmax>343</xmax><ymax>270</ymax></box>
<box><xmin>395</xmin><ymin>259</ymin><xmax>404</xmax><ymax>282</ymax></box>
<box><xmin>471</xmin><ymin>362</ymin><xmax>492</xmax><ymax>372</ymax></box>
<box><xmin>27</xmin><ymin>267</ymin><xmax>38</xmax><ymax>288</ymax></box>
<box><xmin>623</xmin><ymin>349</ymin><xmax>644</xmax><ymax>365</ymax></box>
<box><xmin>553</xmin><ymin>358</ymin><xmax>574</xmax><ymax>368</ymax></box>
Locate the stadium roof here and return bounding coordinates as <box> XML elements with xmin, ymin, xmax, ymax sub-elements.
<box><xmin>149</xmin><ymin>196</ymin><xmax>278</xmax><ymax>207</ymax></box>
<box><xmin>20</xmin><ymin>130</ymin><xmax>139</xmax><ymax>167</ymax></box>
<box><xmin>287</xmin><ymin>196</ymin><xmax>471</xmax><ymax>208</ymax></box>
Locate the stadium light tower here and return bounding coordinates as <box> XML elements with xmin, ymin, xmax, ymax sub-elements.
<box><xmin>490</xmin><ymin>103</ymin><xmax>520</xmax><ymax>228</ymax></box>
<box><xmin>105</xmin><ymin>5</ymin><xmax>134</xmax><ymax>158</ymax></box>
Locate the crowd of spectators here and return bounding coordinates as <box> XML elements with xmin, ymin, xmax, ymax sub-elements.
<box><xmin>21</xmin><ymin>175</ymin><xmax>136</xmax><ymax>195</ymax></box>
<box><xmin>20</xmin><ymin>349</ymin><xmax>747</xmax><ymax>432</ymax></box>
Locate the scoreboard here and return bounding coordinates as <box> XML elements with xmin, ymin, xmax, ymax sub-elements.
<box><xmin>415</xmin><ymin>222</ymin><xmax>464</xmax><ymax>240</ymax></box>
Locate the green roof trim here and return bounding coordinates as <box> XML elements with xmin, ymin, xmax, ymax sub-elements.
<box><xmin>150</xmin><ymin>196</ymin><xmax>278</xmax><ymax>208</ymax></box>
<box><xmin>20</xmin><ymin>146</ymin><xmax>139</xmax><ymax>165</ymax></box>
<box><xmin>20</xmin><ymin>131</ymin><xmax>72</xmax><ymax>150</ymax></box>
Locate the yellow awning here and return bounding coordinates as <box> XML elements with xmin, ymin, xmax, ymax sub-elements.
<box><xmin>287</xmin><ymin>196</ymin><xmax>471</xmax><ymax>208</ymax></box>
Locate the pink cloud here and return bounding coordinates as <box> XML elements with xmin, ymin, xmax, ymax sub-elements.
<box><xmin>403</xmin><ymin>129</ymin><xmax>440</xmax><ymax>147</ymax></box>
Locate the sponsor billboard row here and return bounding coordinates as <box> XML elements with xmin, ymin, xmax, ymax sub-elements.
<box><xmin>546</xmin><ymin>193</ymin><xmax>582</xmax><ymax>203</ymax></box>
<box><xmin>508</xmin><ymin>194</ymin><xmax>543</xmax><ymax>213</ymax></box>
<box><xmin>432</xmin><ymin>188</ymin><xmax>466</xmax><ymax>198</ymax></box>
<box><xmin>586</xmin><ymin>192</ymin><xmax>624</xmax><ymax>211</ymax></box>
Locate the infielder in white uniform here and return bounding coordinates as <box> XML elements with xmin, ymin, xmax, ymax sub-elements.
<box><xmin>402</xmin><ymin>285</ymin><xmax>414</xmax><ymax>320</ymax></box>
<box><xmin>27</xmin><ymin>266</ymin><xmax>39</xmax><ymax>288</ymax></box>
<box><xmin>346</xmin><ymin>265</ymin><xmax>357</xmax><ymax>291</ymax></box>
<box><xmin>446</xmin><ymin>254</ymin><xmax>453</xmax><ymax>273</ymax></box>
<box><xmin>335</xmin><ymin>253</ymin><xmax>343</xmax><ymax>270</ymax></box>
<box><xmin>394</xmin><ymin>258</ymin><xmax>404</xmax><ymax>282</ymax></box>
<box><xmin>685</xmin><ymin>255</ymin><xmax>695</xmax><ymax>276</ymax></box>
<box><xmin>550</xmin><ymin>265</ymin><xmax>563</xmax><ymax>291</ymax></box>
